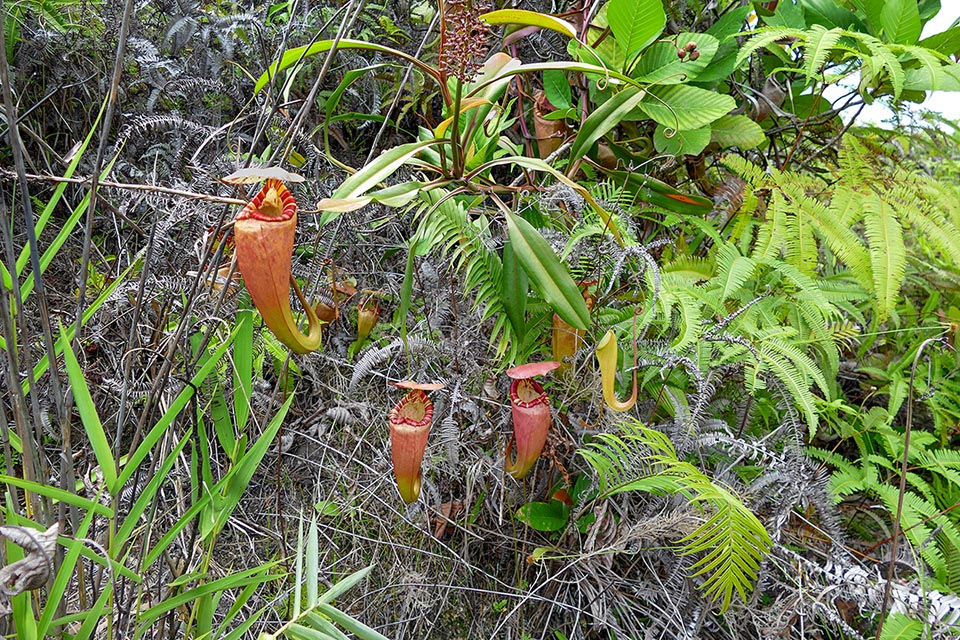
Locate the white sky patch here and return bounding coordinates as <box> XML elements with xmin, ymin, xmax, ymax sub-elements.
<box><xmin>820</xmin><ymin>5</ymin><xmax>960</xmax><ymax>125</ymax></box>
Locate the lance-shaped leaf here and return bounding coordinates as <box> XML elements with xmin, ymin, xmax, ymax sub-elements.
<box><xmin>480</xmin><ymin>9</ymin><xmax>577</xmax><ymax>38</ymax></box>
<box><xmin>569</xmin><ymin>88</ymin><xmax>647</xmax><ymax>162</ymax></box>
<box><xmin>234</xmin><ymin>179</ymin><xmax>323</xmax><ymax>354</ymax></box>
<box><xmin>504</xmin><ymin>210</ymin><xmax>591</xmax><ymax>330</ymax></box>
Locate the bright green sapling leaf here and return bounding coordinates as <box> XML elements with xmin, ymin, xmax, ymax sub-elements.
<box><xmin>654</xmin><ymin>124</ymin><xmax>711</xmax><ymax>156</ymax></box>
<box><xmin>638</xmin><ymin>84</ymin><xmax>736</xmax><ymax>131</ymax></box>
<box><xmin>709</xmin><ymin>115</ymin><xmax>766</xmax><ymax>150</ymax></box>
<box><xmin>543</xmin><ymin>69</ymin><xmax>572</xmax><ymax>109</ymax></box>
<box><xmin>606</xmin><ymin>0</ymin><xmax>665</xmax><ymax>62</ymax></box>
<box><xmin>515</xmin><ymin>500</ymin><xmax>570</xmax><ymax>532</ymax></box>
<box><xmin>632</xmin><ymin>33</ymin><xmax>719</xmax><ymax>84</ymax></box>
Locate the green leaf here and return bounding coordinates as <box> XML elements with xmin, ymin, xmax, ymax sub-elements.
<box><xmin>918</xmin><ymin>25</ymin><xmax>960</xmax><ymax>57</ymax></box>
<box><xmin>504</xmin><ymin>210</ymin><xmax>590</xmax><ymax>330</ymax></box>
<box><xmin>61</xmin><ymin>324</ymin><xmax>118</xmax><ymax>494</ymax></box>
<box><xmin>479</xmin><ymin>9</ymin><xmax>577</xmax><ymax>39</ymax></box>
<box><xmin>569</xmin><ymin>88</ymin><xmax>646</xmax><ymax>161</ymax></box>
<box><xmin>802</xmin><ymin>25</ymin><xmax>843</xmax><ymax>79</ymax></box>
<box><xmin>325</xmin><ymin>139</ymin><xmax>443</xmax><ymax>203</ymax></box>
<box><xmin>501</xmin><ymin>238</ymin><xmax>528</xmax><ymax>342</ymax></box>
<box><xmin>709</xmin><ymin>115</ymin><xmax>765</xmax><ymax>150</ymax></box>
<box><xmin>606</xmin><ymin>0</ymin><xmax>665</xmax><ymax>60</ymax></box>
<box><xmin>877</xmin><ymin>613</ymin><xmax>923</xmax><ymax>640</ymax></box>
<box><xmin>801</xmin><ymin>0</ymin><xmax>864</xmax><ymax>30</ymax></box>
<box><xmin>862</xmin><ymin>193</ymin><xmax>905</xmax><ymax>323</ymax></box>
<box><xmin>653</xmin><ymin>124</ymin><xmax>710</xmax><ymax>156</ymax></box>
<box><xmin>542</xmin><ymin>69</ymin><xmax>572</xmax><ymax>109</ymax></box>
<box><xmin>880</xmin><ymin>0</ymin><xmax>921</xmax><ymax>44</ymax></box>
<box><xmin>639</xmin><ymin>85</ymin><xmax>736</xmax><ymax>131</ymax></box>
<box><xmin>255</xmin><ymin>39</ymin><xmax>439</xmax><ymax>94</ymax></box>
<box><xmin>515</xmin><ymin>500</ymin><xmax>570</xmax><ymax>532</ymax></box>
<box><xmin>632</xmin><ymin>33</ymin><xmax>720</xmax><ymax>84</ymax></box>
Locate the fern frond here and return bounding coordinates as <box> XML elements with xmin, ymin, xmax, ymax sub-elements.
<box><xmin>862</xmin><ymin>192</ymin><xmax>906</xmax><ymax>322</ymax></box>
<box><xmin>578</xmin><ymin>421</ymin><xmax>772</xmax><ymax>611</ymax></box>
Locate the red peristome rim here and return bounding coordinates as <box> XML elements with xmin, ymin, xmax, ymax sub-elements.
<box><xmin>237</xmin><ymin>179</ymin><xmax>297</xmax><ymax>222</ymax></box>
<box><xmin>506</xmin><ymin>361</ymin><xmax>560</xmax><ymax>379</ymax></box>
<box><xmin>390</xmin><ymin>380</ymin><xmax>445</xmax><ymax>391</ymax></box>
<box><xmin>510</xmin><ymin>377</ymin><xmax>549</xmax><ymax>408</ymax></box>
<box><xmin>389</xmin><ymin>391</ymin><xmax>434</xmax><ymax>427</ymax></box>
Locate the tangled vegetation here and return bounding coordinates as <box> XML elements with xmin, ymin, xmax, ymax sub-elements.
<box><xmin>3</xmin><ymin>0</ymin><xmax>960</xmax><ymax>638</ymax></box>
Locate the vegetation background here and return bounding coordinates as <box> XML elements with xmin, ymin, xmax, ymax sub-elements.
<box><xmin>3</xmin><ymin>0</ymin><xmax>960</xmax><ymax>639</ymax></box>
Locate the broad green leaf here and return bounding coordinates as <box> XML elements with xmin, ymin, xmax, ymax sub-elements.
<box><xmin>852</xmin><ymin>0</ymin><xmax>884</xmax><ymax>36</ymax></box>
<box><xmin>632</xmin><ymin>33</ymin><xmax>719</xmax><ymax>84</ymax></box>
<box><xmin>800</xmin><ymin>0</ymin><xmax>864</xmax><ymax>30</ymax></box>
<box><xmin>607</xmin><ymin>0</ymin><xmax>665</xmax><ymax>60</ymax></box>
<box><xmin>709</xmin><ymin>115</ymin><xmax>765</xmax><ymax>150</ymax></box>
<box><xmin>233</xmin><ymin>309</ymin><xmax>253</xmax><ymax>433</ymax></box>
<box><xmin>501</xmin><ymin>238</ymin><xmax>528</xmax><ymax>341</ymax></box>
<box><xmin>880</xmin><ymin>0</ymin><xmax>921</xmax><ymax>45</ymax></box>
<box><xmin>319</xmin><ymin>565</ymin><xmax>375</xmax><ymax>605</ymax></box>
<box><xmin>919</xmin><ymin>26</ymin><xmax>960</xmax><ymax>57</ymax></box>
<box><xmin>638</xmin><ymin>84</ymin><xmax>736</xmax><ymax>131</ymax></box>
<box><xmin>542</xmin><ymin>68</ymin><xmax>572</xmax><ymax>109</ymax></box>
<box><xmin>764</xmin><ymin>0</ymin><xmax>806</xmax><ymax>29</ymax></box>
<box><xmin>61</xmin><ymin>324</ymin><xmax>117</xmax><ymax>493</ymax></box>
<box><xmin>464</xmin><ymin>60</ymin><xmax>638</xmax><ymax>100</ymax></box>
<box><xmin>504</xmin><ymin>210</ymin><xmax>590</xmax><ymax>330</ymax></box>
<box><xmin>476</xmin><ymin>155</ymin><xmax>625</xmax><ymax>243</ymax></box>
<box><xmin>479</xmin><ymin>9</ymin><xmax>576</xmax><ymax>38</ymax></box>
<box><xmin>653</xmin><ymin>124</ymin><xmax>710</xmax><ymax>156</ymax></box>
<box><xmin>316</xmin><ymin>603</ymin><xmax>390</xmax><ymax>640</ymax></box>
<box><xmin>569</xmin><ymin>88</ymin><xmax>646</xmax><ymax>161</ymax></box>
<box><xmin>515</xmin><ymin>500</ymin><xmax>570</xmax><ymax>532</ymax></box>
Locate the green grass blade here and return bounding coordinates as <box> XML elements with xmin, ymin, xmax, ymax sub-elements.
<box><xmin>60</xmin><ymin>320</ymin><xmax>118</xmax><ymax>492</ymax></box>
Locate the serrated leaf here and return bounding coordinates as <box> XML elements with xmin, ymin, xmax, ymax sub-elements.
<box><xmin>639</xmin><ymin>85</ymin><xmax>736</xmax><ymax>131</ymax></box>
<box><xmin>504</xmin><ymin>211</ymin><xmax>590</xmax><ymax>330</ymax></box>
<box><xmin>632</xmin><ymin>33</ymin><xmax>719</xmax><ymax>84</ymax></box>
<box><xmin>880</xmin><ymin>0</ymin><xmax>921</xmax><ymax>45</ymax></box>
<box><xmin>802</xmin><ymin>25</ymin><xmax>843</xmax><ymax>79</ymax></box>
<box><xmin>709</xmin><ymin>115</ymin><xmax>765</xmax><ymax>150</ymax></box>
<box><xmin>607</xmin><ymin>0</ymin><xmax>665</xmax><ymax>60</ymax></box>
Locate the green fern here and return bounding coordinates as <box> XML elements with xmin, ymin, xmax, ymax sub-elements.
<box><xmin>579</xmin><ymin>421</ymin><xmax>772</xmax><ymax>612</ymax></box>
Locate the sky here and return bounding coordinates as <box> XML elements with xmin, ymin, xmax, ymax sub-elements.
<box><xmin>854</xmin><ymin>4</ymin><xmax>960</xmax><ymax>124</ymax></box>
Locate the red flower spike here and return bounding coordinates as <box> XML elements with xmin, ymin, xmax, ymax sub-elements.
<box><xmin>389</xmin><ymin>387</ymin><xmax>440</xmax><ymax>503</ymax></box>
<box><xmin>234</xmin><ymin>179</ymin><xmax>323</xmax><ymax>354</ymax></box>
<box><xmin>504</xmin><ymin>365</ymin><xmax>555</xmax><ymax>480</ymax></box>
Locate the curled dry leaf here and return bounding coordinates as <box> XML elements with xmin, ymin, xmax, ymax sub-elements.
<box><xmin>0</xmin><ymin>523</ymin><xmax>59</xmax><ymax>615</ymax></box>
